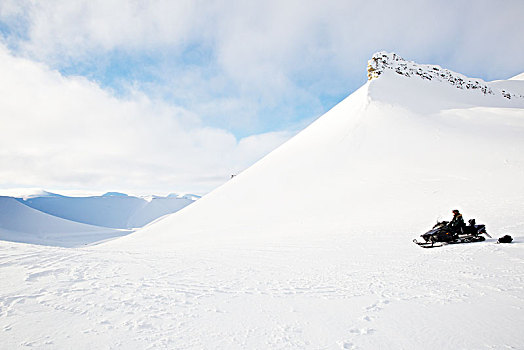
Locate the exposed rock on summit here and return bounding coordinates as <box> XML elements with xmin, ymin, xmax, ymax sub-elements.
<box><xmin>367</xmin><ymin>52</ymin><xmax>523</xmax><ymax>100</ymax></box>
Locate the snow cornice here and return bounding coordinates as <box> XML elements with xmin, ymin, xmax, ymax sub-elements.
<box><xmin>367</xmin><ymin>52</ymin><xmax>523</xmax><ymax>100</ymax></box>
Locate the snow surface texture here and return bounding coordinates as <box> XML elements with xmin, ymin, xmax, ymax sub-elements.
<box><xmin>1</xmin><ymin>237</ymin><xmax>523</xmax><ymax>349</ymax></box>
<box><xmin>2</xmin><ymin>53</ymin><xmax>524</xmax><ymax>349</ymax></box>
<box><xmin>0</xmin><ymin>191</ymin><xmax>197</xmax><ymax>247</ymax></box>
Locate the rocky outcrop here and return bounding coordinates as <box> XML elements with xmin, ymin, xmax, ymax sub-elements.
<box><xmin>367</xmin><ymin>52</ymin><xmax>523</xmax><ymax>100</ymax></box>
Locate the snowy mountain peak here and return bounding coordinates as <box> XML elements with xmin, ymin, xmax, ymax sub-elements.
<box><xmin>167</xmin><ymin>193</ymin><xmax>202</xmax><ymax>201</ymax></box>
<box><xmin>0</xmin><ymin>188</ymin><xmax>63</xmax><ymax>200</ymax></box>
<box><xmin>367</xmin><ymin>51</ymin><xmax>523</xmax><ymax>100</ymax></box>
<box><xmin>102</xmin><ymin>192</ymin><xmax>129</xmax><ymax>197</ymax></box>
<box><xmin>510</xmin><ymin>72</ymin><xmax>524</xmax><ymax>81</ymax></box>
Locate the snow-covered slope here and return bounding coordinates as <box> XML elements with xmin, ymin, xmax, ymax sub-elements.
<box><xmin>2</xmin><ymin>53</ymin><xmax>523</xmax><ymax>349</ymax></box>
<box><xmin>9</xmin><ymin>191</ymin><xmax>197</xmax><ymax>229</ymax></box>
<box><xmin>0</xmin><ymin>190</ymin><xmax>197</xmax><ymax>246</ymax></box>
<box><xmin>510</xmin><ymin>72</ymin><xmax>524</xmax><ymax>80</ymax></box>
<box><xmin>0</xmin><ymin>196</ymin><xmax>128</xmax><ymax>247</ymax></box>
<box><xmin>106</xmin><ymin>53</ymin><xmax>524</xmax><ymax>250</ymax></box>
<box><xmin>0</xmin><ymin>188</ymin><xmax>64</xmax><ymax>200</ymax></box>
<box><xmin>127</xmin><ymin>195</ymin><xmax>197</xmax><ymax>228</ymax></box>
<box><xmin>367</xmin><ymin>52</ymin><xmax>524</xmax><ymax>100</ymax></box>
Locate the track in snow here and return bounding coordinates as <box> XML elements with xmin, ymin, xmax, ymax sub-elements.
<box><xmin>1</xmin><ymin>236</ymin><xmax>523</xmax><ymax>349</ymax></box>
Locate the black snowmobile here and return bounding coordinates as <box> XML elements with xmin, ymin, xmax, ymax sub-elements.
<box><xmin>414</xmin><ymin>219</ymin><xmax>491</xmax><ymax>248</ymax></box>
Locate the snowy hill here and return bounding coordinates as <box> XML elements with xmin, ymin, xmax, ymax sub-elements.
<box><xmin>106</xmin><ymin>53</ymin><xmax>524</xmax><ymax>250</ymax></box>
<box><xmin>0</xmin><ymin>188</ymin><xmax>65</xmax><ymax>200</ymax></box>
<box><xmin>367</xmin><ymin>52</ymin><xmax>524</xmax><ymax>100</ymax></box>
<box><xmin>0</xmin><ymin>190</ymin><xmax>198</xmax><ymax>246</ymax></box>
<box><xmin>0</xmin><ymin>196</ymin><xmax>128</xmax><ymax>247</ymax></box>
<box><xmin>8</xmin><ymin>190</ymin><xmax>197</xmax><ymax>229</ymax></box>
<box><xmin>2</xmin><ymin>53</ymin><xmax>523</xmax><ymax>349</ymax></box>
<box><xmin>510</xmin><ymin>72</ymin><xmax>524</xmax><ymax>80</ymax></box>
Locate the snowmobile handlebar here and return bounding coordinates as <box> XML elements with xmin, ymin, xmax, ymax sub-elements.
<box><xmin>433</xmin><ymin>221</ymin><xmax>449</xmax><ymax>228</ymax></box>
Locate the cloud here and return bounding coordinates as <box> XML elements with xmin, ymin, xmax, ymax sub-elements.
<box><xmin>0</xmin><ymin>45</ymin><xmax>293</xmax><ymax>194</ymax></box>
<box><xmin>3</xmin><ymin>1</ymin><xmax>523</xmax><ymax>133</ymax></box>
<box><xmin>0</xmin><ymin>0</ymin><xmax>523</xmax><ymax>193</ymax></box>
<box><xmin>3</xmin><ymin>1</ymin><xmax>523</xmax><ymax>75</ymax></box>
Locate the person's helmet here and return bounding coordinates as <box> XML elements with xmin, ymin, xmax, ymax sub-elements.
<box><xmin>452</xmin><ymin>209</ymin><xmax>460</xmax><ymax>214</ymax></box>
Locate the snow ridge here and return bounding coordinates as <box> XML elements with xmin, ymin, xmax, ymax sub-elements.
<box><xmin>367</xmin><ymin>52</ymin><xmax>523</xmax><ymax>100</ymax></box>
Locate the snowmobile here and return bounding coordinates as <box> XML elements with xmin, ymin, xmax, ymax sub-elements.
<box><xmin>413</xmin><ymin>219</ymin><xmax>491</xmax><ymax>248</ymax></box>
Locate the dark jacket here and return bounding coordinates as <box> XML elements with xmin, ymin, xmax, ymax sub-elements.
<box><xmin>449</xmin><ymin>213</ymin><xmax>465</xmax><ymax>232</ymax></box>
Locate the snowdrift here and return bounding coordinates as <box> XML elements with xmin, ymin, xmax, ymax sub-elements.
<box><xmin>106</xmin><ymin>52</ymin><xmax>524</xmax><ymax>250</ymax></box>
<box><xmin>0</xmin><ymin>190</ymin><xmax>197</xmax><ymax>246</ymax></box>
<box><xmin>0</xmin><ymin>196</ymin><xmax>128</xmax><ymax>247</ymax></box>
<box><xmin>16</xmin><ymin>192</ymin><xmax>195</xmax><ymax>229</ymax></box>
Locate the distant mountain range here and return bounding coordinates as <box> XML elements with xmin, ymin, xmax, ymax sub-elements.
<box><xmin>0</xmin><ymin>190</ymin><xmax>199</xmax><ymax>246</ymax></box>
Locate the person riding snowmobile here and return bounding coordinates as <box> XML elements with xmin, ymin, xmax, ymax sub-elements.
<box><xmin>448</xmin><ymin>209</ymin><xmax>465</xmax><ymax>236</ymax></box>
